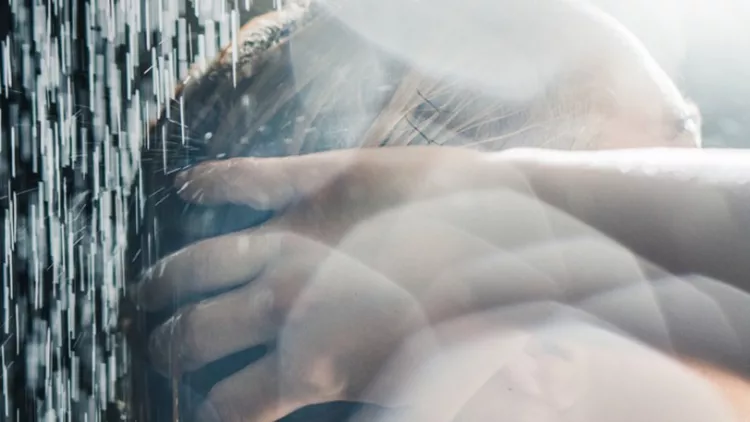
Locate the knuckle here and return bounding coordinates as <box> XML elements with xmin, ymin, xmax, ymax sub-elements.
<box><xmin>277</xmin><ymin>351</ymin><xmax>347</xmax><ymax>400</ymax></box>
<box><xmin>273</xmin><ymin>230</ymin><xmax>297</xmax><ymax>256</ymax></box>
<box><xmin>245</xmin><ymin>284</ymin><xmax>283</xmax><ymax>332</ymax></box>
<box><xmin>256</xmin><ymin>273</ymin><xmax>294</xmax><ymax>327</ymax></box>
<box><xmin>254</xmin><ymin>229</ymin><xmax>292</xmax><ymax>261</ymax></box>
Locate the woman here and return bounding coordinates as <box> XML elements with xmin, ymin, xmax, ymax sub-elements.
<box><xmin>128</xmin><ymin>0</ymin><xmax>713</xmax><ymax>420</ymax></box>
<box><xmin>135</xmin><ymin>0</ymin><xmax>701</xmax><ymax>263</ymax></box>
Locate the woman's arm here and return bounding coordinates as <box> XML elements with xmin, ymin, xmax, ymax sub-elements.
<box><xmin>492</xmin><ymin>148</ymin><xmax>750</xmax><ymax>291</ymax></box>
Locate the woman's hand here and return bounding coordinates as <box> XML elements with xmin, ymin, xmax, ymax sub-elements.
<box><xmin>133</xmin><ymin>146</ymin><xmax>610</xmax><ymax>421</ymax></box>
<box><xmin>132</xmin><ymin>146</ymin><xmax>565</xmax><ymax>420</ymax></box>
<box><xmin>130</xmin><ymin>146</ymin><xmax>750</xmax><ymax>421</ymax></box>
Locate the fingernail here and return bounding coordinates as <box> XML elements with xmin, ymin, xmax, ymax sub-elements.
<box><xmin>148</xmin><ymin>317</ymin><xmax>175</xmax><ymax>373</ymax></box>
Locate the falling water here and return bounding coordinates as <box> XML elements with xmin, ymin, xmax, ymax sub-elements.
<box><xmin>0</xmin><ymin>0</ymin><xmax>275</xmax><ymax>420</ymax></box>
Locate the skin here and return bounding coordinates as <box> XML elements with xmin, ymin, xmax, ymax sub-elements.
<box><xmin>131</xmin><ymin>0</ymin><xmax>703</xmax><ymax>323</ymax></box>
<box><xmin>137</xmin><ymin>0</ymin><xmax>702</xmax><ymax>271</ymax></box>
<box><xmin>133</xmin><ymin>1</ymin><xmax>708</xmax><ymax>420</ymax></box>
<box><xmin>131</xmin><ymin>146</ymin><xmax>750</xmax><ymax>421</ymax></box>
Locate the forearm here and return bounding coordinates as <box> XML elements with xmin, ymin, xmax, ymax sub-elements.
<box><xmin>488</xmin><ymin>148</ymin><xmax>750</xmax><ymax>292</ymax></box>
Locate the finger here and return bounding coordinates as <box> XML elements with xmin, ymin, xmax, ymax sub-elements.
<box><xmin>194</xmin><ymin>354</ymin><xmax>319</xmax><ymax>422</ymax></box>
<box><xmin>131</xmin><ymin>228</ymin><xmax>282</xmax><ymax>311</ymax></box>
<box><xmin>147</xmin><ymin>280</ymin><xmax>279</xmax><ymax>376</ymax></box>
<box><xmin>173</xmin><ymin>151</ymin><xmax>358</xmax><ymax>209</ymax></box>
<box><xmin>147</xmin><ymin>236</ymin><xmax>332</xmax><ymax>375</ymax></box>
<box><xmin>173</xmin><ymin>147</ymin><xmax>487</xmax><ymax>209</ymax></box>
